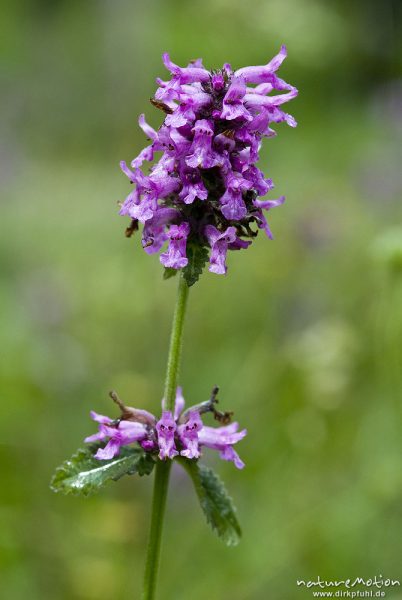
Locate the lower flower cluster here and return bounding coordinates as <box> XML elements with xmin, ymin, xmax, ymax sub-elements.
<box><xmin>85</xmin><ymin>387</ymin><xmax>247</xmax><ymax>469</ymax></box>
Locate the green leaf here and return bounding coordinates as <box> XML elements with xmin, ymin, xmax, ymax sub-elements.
<box><xmin>178</xmin><ymin>458</ymin><xmax>241</xmax><ymax>546</ymax></box>
<box><xmin>50</xmin><ymin>444</ymin><xmax>155</xmax><ymax>497</ymax></box>
<box><xmin>163</xmin><ymin>267</ymin><xmax>178</xmax><ymax>280</ymax></box>
<box><xmin>182</xmin><ymin>243</ymin><xmax>209</xmax><ymax>287</ymax></box>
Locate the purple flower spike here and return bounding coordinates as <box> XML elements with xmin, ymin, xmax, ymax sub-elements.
<box><xmin>156</xmin><ymin>411</ymin><xmax>179</xmax><ymax>459</ymax></box>
<box><xmin>118</xmin><ymin>49</ymin><xmax>297</xmax><ymax>275</ymax></box>
<box><xmin>160</xmin><ymin>222</ymin><xmax>190</xmax><ymax>269</ymax></box>
<box><xmin>178</xmin><ymin>411</ymin><xmax>203</xmax><ymax>459</ymax></box>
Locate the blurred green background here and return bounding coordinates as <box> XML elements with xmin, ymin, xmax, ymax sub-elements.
<box><xmin>1</xmin><ymin>1</ymin><xmax>402</xmax><ymax>599</ymax></box>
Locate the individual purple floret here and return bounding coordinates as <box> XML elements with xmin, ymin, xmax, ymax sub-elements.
<box><xmin>160</xmin><ymin>222</ymin><xmax>190</xmax><ymax>269</ymax></box>
<box><xmin>156</xmin><ymin>411</ymin><xmax>179</xmax><ymax>459</ymax></box>
<box><xmin>84</xmin><ymin>411</ymin><xmax>148</xmax><ymax>460</ymax></box>
<box><xmin>205</xmin><ymin>225</ymin><xmax>237</xmax><ymax>274</ymax></box>
<box><xmin>86</xmin><ymin>387</ymin><xmax>247</xmax><ymax>468</ymax></box>
<box><xmin>198</xmin><ymin>423</ymin><xmax>246</xmax><ymax>469</ymax></box>
<box><xmin>119</xmin><ymin>48</ymin><xmax>297</xmax><ymax>276</ymax></box>
<box><xmin>178</xmin><ymin>411</ymin><xmax>203</xmax><ymax>459</ymax></box>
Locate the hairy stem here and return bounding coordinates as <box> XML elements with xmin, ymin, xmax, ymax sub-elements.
<box><xmin>163</xmin><ymin>274</ymin><xmax>190</xmax><ymax>411</ymax></box>
<box><xmin>142</xmin><ymin>274</ymin><xmax>189</xmax><ymax>600</ymax></box>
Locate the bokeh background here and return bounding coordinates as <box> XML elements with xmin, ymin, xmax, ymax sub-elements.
<box><xmin>1</xmin><ymin>1</ymin><xmax>402</xmax><ymax>599</ymax></box>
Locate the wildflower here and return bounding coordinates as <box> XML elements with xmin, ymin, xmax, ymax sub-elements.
<box><xmin>84</xmin><ymin>411</ymin><xmax>149</xmax><ymax>460</ymax></box>
<box><xmin>178</xmin><ymin>411</ymin><xmax>203</xmax><ymax>459</ymax></box>
<box><xmin>142</xmin><ymin>207</ymin><xmax>180</xmax><ymax>254</ymax></box>
<box><xmin>160</xmin><ymin>222</ymin><xmax>190</xmax><ymax>269</ymax></box>
<box><xmin>205</xmin><ymin>225</ymin><xmax>237</xmax><ymax>274</ymax></box>
<box><xmin>86</xmin><ymin>388</ymin><xmax>247</xmax><ymax>469</ymax></box>
<box><xmin>219</xmin><ymin>172</ymin><xmax>252</xmax><ymax>221</ymax></box>
<box><xmin>198</xmin><ymin>423</ymin><xmax>246</xmax><ymax>469</ymax></box>
<box><xmin>186</xmin><ymin>120</ymin><xmax>221</xmax><ymax>169</ymax></box>
<box><xmin>156</xmin><ymin>411</ymin><xmax>179</xmax><ymax>459</ymax></box>
<box><xmin>119</xmin><ymin>49</ymin><xmax>297</xmax><ymax>275</ymax></box>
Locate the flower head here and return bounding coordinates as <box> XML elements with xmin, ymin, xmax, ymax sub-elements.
<box><xmin>120</xmin><ymin>49</ymin><xmax>297</xmax><ymax>276</ymax></box>
<box><xmin>86</xmin><ymin>388</ymin><xmax>247</xmax><ymax>469</ymax></box>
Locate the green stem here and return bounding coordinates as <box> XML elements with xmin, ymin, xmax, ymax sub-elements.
<box><xmin>163</xmin><ymin>274</ymin><xmax>190</xmax><ymax>411</ymax></box>
<box><xmin>141</xmin><ymin>460</ymin><xmax>171</xmax><ymax>600</ymax></box>
<box><xmin>142</xmin><ymin>274</ymin><xmax>190</xmax><ymax>600</ymax></box>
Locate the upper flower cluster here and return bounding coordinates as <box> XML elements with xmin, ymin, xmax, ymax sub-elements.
<box><xmin>86</xmin><ymin>388</ymin><xmax>247</xmax><ymax>469</ymax></box>
<box><xmin>120</xmin><ymin>48</ymin><xmax>297</xmax><ymax>275</ymax></box>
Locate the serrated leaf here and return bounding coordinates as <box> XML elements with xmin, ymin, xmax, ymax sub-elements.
<box><xmin>178</xmin><ymin>458</ymin><xmax>241</xmax><ymax>546</ymax></box>
<box><xmin>163</xmin><ymin>267</ymin><xmax>178</xmax><ymax>280</ymax></box>
<box><xmin>182</xmin><ymin>244</ymin><xmax>209</xmax><ymax>287</ymax></box>
<box><xmin>50</xmin><ymin>444</ymin><xmax>155</xmax><ymax>497</ymax></box>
